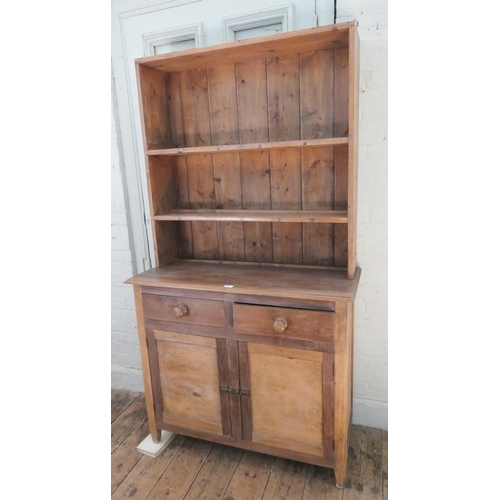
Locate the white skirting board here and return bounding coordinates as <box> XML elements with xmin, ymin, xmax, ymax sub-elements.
<box><xmin>137</xmin><ymin>431</ymin><xmax>177</xmax><ymax>458</ymax></box>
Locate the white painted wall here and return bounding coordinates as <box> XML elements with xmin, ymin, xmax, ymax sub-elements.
<box><xmin>111</xmin><ymin>0</ymin><xmax>389</xmax><ymax>429</ymax></box>
<box><xmin>337</xmin><ymin>0</ymin><xmax>388</xmax><ymax>430</ymax></box>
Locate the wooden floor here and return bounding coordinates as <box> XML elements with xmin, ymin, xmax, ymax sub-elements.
<box><xmin>112</xmin><ymin>389</ymin><xmax>388</xmax><ymax>500</ymax></box>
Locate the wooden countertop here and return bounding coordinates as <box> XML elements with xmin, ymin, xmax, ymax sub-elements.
<box><xmin>126</xmin><ymin>260</ymin><xmax>361</xmax><ymax>302</ymax></box>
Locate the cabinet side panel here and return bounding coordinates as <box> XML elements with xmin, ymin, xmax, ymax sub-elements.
<box><xmin>333</xmin><ymin>47</ymin><xmax>349</xmax><ymax>138</ymax></box>
<box><xmin>301</xmin><ymin>147</ymin><xmax>334</xmax><ymax>265</ymax></box>
<box><xmin>212</xmin><ymin>153</ymin><xmax>245</xmax><ymax>260</ymax></box>
<box><xmin>136</xmin><ymin>64</ymin><xmax>171</xmax><ymax>150</ymax></box>
<box><xmin>333</xmin><ymin>145</ymin><xmax>349</xmax><ymax>267</ymax></box>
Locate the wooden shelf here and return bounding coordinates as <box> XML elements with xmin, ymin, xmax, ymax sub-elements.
<box><xmin>146</xmin><ymin>138</ymin><xmax>349</xmax><ymax>157</ymax></box>
<box><xmin>153</xmin><ymin>210</ymin><xmax>348</xmax><ymax>223</ymax></box>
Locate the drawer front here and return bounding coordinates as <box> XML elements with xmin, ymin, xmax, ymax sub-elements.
<box><xmin>142</xmin><ymin>294</ymin><xmax>226</xmax><ymax>328</ymax></box>
<box><xmin>233</xmin><ymin>304</ymin><xmax>334</xmax><ymax>343</ymax></box>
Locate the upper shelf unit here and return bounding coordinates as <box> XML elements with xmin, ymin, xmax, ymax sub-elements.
<box><xmin>135</xmin><ymin>21</ymin><xmax>359</xmax><ymax>278</ymax></box>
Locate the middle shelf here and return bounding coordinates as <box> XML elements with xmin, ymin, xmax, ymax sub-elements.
<box><xmin>153</xmin><ymin>209</ymin><xmax>348</xmax><ymax>223</ymax></box>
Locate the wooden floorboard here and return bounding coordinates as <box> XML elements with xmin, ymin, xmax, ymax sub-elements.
<box><xmin>111</xmin><ymin>389</ymin><xmax>387</xmax><ymax>500</ymax></box>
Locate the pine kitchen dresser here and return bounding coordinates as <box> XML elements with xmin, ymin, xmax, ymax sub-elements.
<box><xmin>126</xmin><ymin>20</ymin><xmax>361</xmax><ymax>488</ymax></box>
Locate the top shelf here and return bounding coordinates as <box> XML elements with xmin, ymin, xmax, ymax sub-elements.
<box><xmin>146</xmin><ymin>137</ymin><xmax>349</xmax><ymax>157</ymax></box>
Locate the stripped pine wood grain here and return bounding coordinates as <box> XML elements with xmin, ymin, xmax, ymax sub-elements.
<box><xmin>175</xmin><ymin>155</ymin><xmax>194</xmax><ymax>258</ymax></box>
<box><xmin>186</xmin><ymin>154</ymin><xmax>218</xmax><ymax>259</ymax></box>
<box><xmin>207</xmin><ymin>64</ymin><xmax>239</xmax><ymax>146</ymax></box>
<box><xmin>333</xmin><ymin>145</ymin><xmax>349</xmax><ymax>267</ymax></box>
<box><xmin>212</xmin><ymin>152</ymin><xmax>245</xmax><ymax>261</ymax></box>
<box><xmin>179</xmin><ymin>68</ymin><xmax>211</xmax><ymax>147</ymax></box>
<box><xmin>165</xmin><ymin>72</ymin><xmax>186</xmax><ymax>148</ymax></box>
<box><xmin>301</xmin><ymin>147</ymin><xmax>335</xmax><ymax>265</ymax></box>
<box><xmin>299</xmin><ymin>50</ymin><xmax>335</xmax><ymax>140</ymax></box>
<box><xmin>146</xmin><ymin>137</ymin><xmax>349</xmax><ymax>156</ymax></box>
<box><xmin>240</xmin><ymin>150</ymin><xmax>273</xmax><ymax>262</ymax></box>
<box><xmin>270</xmin><ymin>149</ymin><xmax>303</xmax><ymax>263</ymax></box>
<box><xmin>267</xmin><ymin>54</ymin><xmax>300</xmax><ymax>142</ymax></box>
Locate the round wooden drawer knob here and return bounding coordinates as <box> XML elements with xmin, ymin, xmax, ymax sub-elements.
<box><xmin>273</xmin><ymin>317</ymin><xmax>288</xmax><ymax>333</ymax></box>
<box><xmin>173</xmin><ymin>304</ymin><xmax>188</xmax><ymax>318</ymax></box>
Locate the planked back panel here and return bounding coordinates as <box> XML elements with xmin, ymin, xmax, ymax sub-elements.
<box><xmin>138</xmin><ymin>40</ymin><xmax>353</xmax><ymax>269</ymax></box>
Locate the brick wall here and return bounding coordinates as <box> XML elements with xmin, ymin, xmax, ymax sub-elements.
<box><xmin>338</xmin><ymin>0</ymin><xmax>388</xmax><ymax>429</ymax></box>
<box><xmin>111</xmin><ymin>74</ymin><xmax>144</xmax><ymax>391</ymax></box>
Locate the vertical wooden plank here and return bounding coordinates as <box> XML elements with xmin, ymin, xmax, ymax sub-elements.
<box><xmin>175</xmin><ymin>155</ymin><xmax>194</xmax><ymax>258</ymax></box>
<box><xmin>332</xmin><ymin>301</ymin><xmax>352</xmax><ymax>488</ymax></box>
<box><xmin>136</xmin><ymin>64</ymin><xmax>171</xmax><ymax>149</ymax></box>
<box><xmin>270</xmin><ymin>149</ymin><xmax>303</xmax><ymax>263</ymax></box>
<box><xmin>322</xmin><ymin>352</ymin><xmax>335</xmax><ymax>460</ymax></box>
<box><xmin>133</xmin><ymin>286</ymin><xmax>161</xmax><ymax>443</ymax></box>
<box><xmin>333</xmin><ymin>47</ymin><xmax>350</xmax><ymax>138</ymax></box>
<box><xmin>147</xmin><ymin>437</ymin><xmax>215</xmax><ymax>500</ymax></box>
<box><xmin>145</xmin><ymin>155</ymin><xmax>178</xmax><ymax>267</ymax></box>
<box><xmin>212</xmin><ymin>152</ymin><xmax>245</xmax><ymax>260</ymax></box>
<box><xmin>216</xmin><ymin>338</ymin><xmax>232</xmax><ymax>436</ymax></box>
<box><xmin>226</xmin><ymin>339</ymin><xmax>242</xmax><ymax>439</ymax></box>
<box><xmin>299</xmin><ymin>50</ymin><xmax>334</xmax><ymax>140</ymax></box>
<box><xmin>186</xmin><ymin>154</ymin><xmax>218</xmax><ymax>259</ymax></box>
<box><xmin>207</xmin><ymin>63</ymin><xmax>239</xmax><ymax>145</ymax></box>
<box><xmin>238</xmin><ymin>341</ymin><xmax>253</xmax><ymax>441</ymax></box>
<box><xmin>183</xmin><ymin>444</ymin><xmax>244</xmax><ymax>500</ymax></box>
<box><xmin>240</xmin><ymin>151</ymin><xmax>273</xmax><ymax>262</ymax></box>
<box><xmin>236</xmin><ymin>59</ymin><xmax>269</xmax><ymax>143</ymax></box>
<box><xmin>223</xmin><ymin>450</ymin><xmax>276</xmax><ymax>500</ymax></box>
<box><xmin>267</xmin><ymin>54</ymin><xmax>300</xmax><ymax>142</ymax></box>
<box><xmin>261</xmin><ymin>458</ymin><xmax>308</xmax><ymax>500</ymax></box>
<box><xmin>302</xmin><ymin>464</ymin><xmax>342</xmax><ymax>500</ymax></box>
<box><xmin>165</xmin><ymin>72</ymin><xmax>186</xmax><ymax>148</ymax></box>
<box><xmin>111</xmin><ymin>435</ymin><xmax>187</xmax><ymax>500</ymax></box>
<box><xmin>333</xmin><ymin>145</ymin><xmax>349</xmax><ymax>267</ymax></box>
<box><xmin>179</xmin><ymin>68</ymin><xmax>211</xmax><ymax>147</ymax></box>
<box><xmin>301</xmin><ymin>147</ymin><xmax>334</xmax><ymax>265</ymax></box>
<box><xmin>348</xmin><ymin>26</ymin><xmax>360</xmax><ymax>279</ymax></box>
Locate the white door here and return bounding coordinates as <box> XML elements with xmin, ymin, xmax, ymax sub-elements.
<box><xmin>112</xmin><ymin>0</ymin><xmax>335</xmax><ymax>272</ymax></box>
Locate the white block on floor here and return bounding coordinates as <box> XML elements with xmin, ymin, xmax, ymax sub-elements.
<box><xmin>136</xmin><ymin>431</ymin><xmax>176</xmax><ymax>458</ymax></box>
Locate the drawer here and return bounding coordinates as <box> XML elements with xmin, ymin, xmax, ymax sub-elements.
<box><xmin>233</xmin><ymin>304</ymin><xmax>334</xmax><ymax>343</ymax></box>
<box><xmin>142</xmin><ymin>294</ymin><xmax>226</xmax><ymax>328</ymax></box>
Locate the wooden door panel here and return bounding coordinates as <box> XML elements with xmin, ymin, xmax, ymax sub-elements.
<box><xmin>247</xmin><ymin>343</ymin><xmax>324</xmax><ymax>457</ymax></box>
<box><xmin>153</xmin><ymin>330</ymin><xmax>223</xmax><ymax>435</ymax></box>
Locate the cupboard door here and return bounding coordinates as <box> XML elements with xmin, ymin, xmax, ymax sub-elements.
<box><xmin>150</xmin><ymin>329</ymin><xmax>226</xmax><ymax>435</ymax></box>
<box><xmin>244</xmin><ymin>342</ymin><xmax>333</xmax><ymax>458</ymax></box>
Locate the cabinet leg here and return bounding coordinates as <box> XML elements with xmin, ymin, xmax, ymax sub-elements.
<box><xmin>150</xmin><ymin>425</ymin><xmax>161</xmax><ymax>444</ymax></box>
<box><xmin>335</xmin><ymin>462</ymin><xmax>347</xmax><ymax>489</ymax></box>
